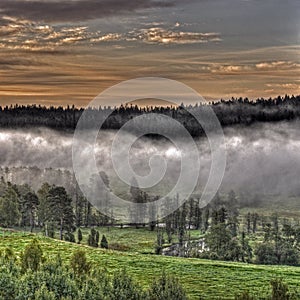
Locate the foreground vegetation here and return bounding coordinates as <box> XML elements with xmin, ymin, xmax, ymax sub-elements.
<box><xmin>1</xmin><ymin>232</ymin><xmax>300</xmax><ymax>299</ymax></box>
<box><xmin>0</xmin><ymin>238</ymin><xmax>187</xmax><ymax>300</ymax></box>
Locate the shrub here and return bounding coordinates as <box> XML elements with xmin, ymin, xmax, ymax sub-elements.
<box><xmin>33</xmin><ymin>284</ymin><xmax>56</xmax><ymax>300</ymax></box>
<box><xmin>64</xmin><ymin>232</ymin><xmax>76</xmax><ymax>243</ymax></box>
<box><xmin>147</xmin><ymin>271</ymin><xmax>187</xmax><ymax>300</ymax></box>
<box><xmin>110</xmin><ymin>269</ymin><xmax>143</xmax><ymax>300</ymax></box>
<box><xmin>235</xmin><ymin>290</ymin><xmax>257</xmax><ymax>300</ymax></box>
<box><xmin>20</xmin><ymin>239</ymin><xmax>44</xmax><ymax>272</ymax></box>
<box><xmin>0</xmin><ymin>272</ymin><xmax>17</xmax><ymax>300</ymax></box>
<box><xmin>70</xmin><ymin>249</ymin><xmax>91</xmax><ymax>277</ymax></box>
<box><xmin>270</xmin><ymin>278</ymin><xmax>289</xmax><ymax>300</ymax></box>
<box><xmin>254</xmin><ymin>243</ymin><xmax>277</xmax><ymax>265</ymax></box>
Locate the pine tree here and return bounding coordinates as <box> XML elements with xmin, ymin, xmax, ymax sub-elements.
<box><xmin>203</xmin><ymin>208</ymin><xmax>210</xmax><ymax>232</ymax></box>
<box><xmin>37</xmin><ymin>182</ymin><xmax>51</xmax><ymax>228</ymax></box>
<box><xmin>0</xmin><ymin>186</ymin><xmax>20</xmax><ymax>227</ymax></box>
<box><xmin>95</xmin><ymin>230</ymin><xmax>100</xmax><ymax>247</ymax></box>
<box><xmin>100</xmin><ymin>234</ymin><xmax>108</xmax><ymax>249</ymax></box>
<box><xmin>16</xmin><ymin>183</ymin><xmax>32</xmax><ymax>228</ymax></box>
<box><xmin>77</xmin><ymin>228</ymin><xmax>83</xmax><ymax>244</ymax></box>
<box><xmin>87</xmin><ymin>228</ymin><xmax>100</xmax><ymax>247</ymax></box>
<box><xmin>148</xmin><ymin>201</ymin><xmax>157</xmax><ymax>231</ymax></box>
<box><xmin>100</xmin><ymin>171</ymin><xmax>111</xmax><ymax>226</ymax></box>
<box><xmin>194</xmin><ymin>199</ymin><xmax>202</xmax><ymax>230</ymax></box>
<box><xmin>252</xmin><ymin>213</ymin><xmax>259</xmax><ymax>233</ymax></box>
<box><xmin>246</xmin><ymin>212</ymin><xmax>251</xmax><ymax>234</ymax></box>
<box><xmin>74</xmin><ymin>194</ymin><xmax>85</xmax><ymax>227</ymax></box>
<box><xmin>155</xmin><ymin>229</ymin><xmax>164</xmax><ymax>254</ymax></box>
<box><xmin>88</xmin><ymin>234</ymin><xmax>93</xmax><ymax>247</ymax></box>
<box><xmin>46</xmin><ymin>186</ymin><xmax>75</xmax><ymax>240</ymax></box>
<box><xmin>165</xmin><ymin>216</ymin><xmax>173</xmax><ymax>243</ymax></box>
<box><xmin>23</xmin><ymin>191</ymin><xmax>39</xmax><ymax>232</ymax></box>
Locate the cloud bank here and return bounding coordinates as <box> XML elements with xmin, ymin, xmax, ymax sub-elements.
<box><xmin>0</xmin><ymin>16</ymin><xmax>97</xmax><ymax>51</ymax></box>
<box><xmin>210</xmin><ymin>61</ymin><xmax>300</xmax><ymax>74</ymax></box>
<box><xmin>1</xmin><ymin>121</ymin><xmax>300</xmax><ymax>198</ymax></box>
<box><xmin>127</xmin><ymin>27</ymin><xmax>221</xmax><ymax>44</ymax></box>
<box><xmin>0</xmin><ymin>15</ymin><xmax>222</xmax><ymax>52</ymax></box>
<box><xmin>0</xmin><ymin>0</ymin><xmax>221</xmax><ymax>50</ymax></box>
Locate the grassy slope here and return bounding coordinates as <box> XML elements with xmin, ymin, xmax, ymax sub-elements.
<box><xmin>77</xmin><ymin>226</ymin><xmax>201</xmax><ymax>253</ymax></box>
<box><xmin>1</xmin><ymin>231</ymin><xmax>300</xmax><ymax>299</ymax></box>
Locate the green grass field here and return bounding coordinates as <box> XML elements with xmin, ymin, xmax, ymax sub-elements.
<box><xmin>77</xmin><ymin>226</ymin><xmax>202</xmax><ymax>253</ymax></box>
<box><xmin>1</xmin><ymin>229</ymin><xmax>300</xmax><ymax>299</ymax></box>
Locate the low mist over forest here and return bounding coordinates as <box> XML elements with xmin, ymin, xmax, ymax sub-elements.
<box><xmin>1</xmin><ymin>118</ymin><xmax>300</xmax><ymax>198</ymax></box>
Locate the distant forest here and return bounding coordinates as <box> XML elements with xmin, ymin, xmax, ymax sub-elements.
<box><xmin>0</xmin><ymin>95</ymin><xmax>300</xmax><ymax>135</ymax></box>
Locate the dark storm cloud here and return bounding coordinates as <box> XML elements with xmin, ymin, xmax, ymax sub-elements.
<box><xmin>0</xmin><ymin>0</ymin><xmax>177</xmax><ymax>23</ymax></box>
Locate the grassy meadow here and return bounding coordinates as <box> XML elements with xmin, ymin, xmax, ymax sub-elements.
<box><xmin>1</xmin><ymin>228</ymin><xmax>300</xmax><ymax>299</ymax></box>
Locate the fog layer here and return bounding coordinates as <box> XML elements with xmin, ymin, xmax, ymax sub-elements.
<box><xmin>1</xmin><ymin>121</ymin><xmax>300</xmax><ymax>196</ymax></box>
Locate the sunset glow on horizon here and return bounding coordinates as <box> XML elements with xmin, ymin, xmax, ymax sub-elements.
<box><xmin>0</xmin><ymin>0</ymin><xmax>299</xmax><ymax>107</ymax></box>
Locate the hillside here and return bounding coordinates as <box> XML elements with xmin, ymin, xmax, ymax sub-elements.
<box><xmin>1</xmin><ymin>231</ymin><xmax>300</xmax><ymax>299</ymax></box>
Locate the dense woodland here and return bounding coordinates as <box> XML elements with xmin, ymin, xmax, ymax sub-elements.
<box><xmin>1</xmin><ymin>174</ymin><xmax>300</xmax><ymax>267</ymax></box>
<box><xmin>0</xmin><ymin>95</ymin><xmax>299</xmax><ymax>135</ymax></box>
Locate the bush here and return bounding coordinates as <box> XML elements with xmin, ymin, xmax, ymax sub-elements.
<box><xmin>110</xmin><ymin>269</ymin><xmax>143</xmax><ymax>300</ymax></box>
<box><xmin>0</xmin><ymin>272</ymin><xmax>17</xmax><ymax>300</ymax></box>
<box><xmin>270</xmin><ymin>278</ymin><xmax>289</xmax><ymax>300</ymax></box>
<box><xmin>1</xmin><ymin>247</ymin><xmax>15</xmax><ymax>262</ymax></box>
<box><xmin>34</xmin><ymin>284</ymin><xmax>56</xmax><ymax>300</ymax></box>
<box><xmin>64</xmin><ymin>232</ymin><xmax>76</xmax><ymax>243</ymax></box>
<box><xmin>70</xmin><ymin>249</ymin><xmax>91</xmax><ymax>277</ymax></box>
<box><xmin>147</xmin><ymin>271</ymin><xmax>187</xmax><ymax>300</ymax></box>
<box><xmin>235</xmin><ymin>290</ymin><xmax>257</xmax><ymax>300</ymax></box>
<box><xmin>20</xmin><ymin>239</ymin><xmax>44</xmax><ymax>272</ymax></box>
<box><xmin>109</xmin><ymin>243</ymin><xmax>130</xmax><ymax>252</ymax></box>
<box><xmin>254</xmin><ymin>243</ymin><xmax>277</xmax><ymax>265</ymax></box>
<box><xmin>0</xmin><ymin>240</ymin><xmax>192</xmax><ymax>300</ymax></box>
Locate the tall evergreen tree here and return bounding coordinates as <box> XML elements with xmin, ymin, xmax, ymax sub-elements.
<box><xmin>100</xmin><ymin>234</ymin><xmax>108</xmax><ymax>249</ymax></box>
<box><xmin>23</xmin><ymin>191</ymin><xmax>39</xmax><ymax>232</ymax></box>
<box><xmin>47</xmin><ymin>186</ymin><xmax>75</xmax><ymax>240</ymax></box>
<box><xmin>0</xmin><ymin>185</ymin><xmax>20</xmax><ymax>227</ymax></box>
<box><xmin>77</xmin><ymin>228</ymin><xmax>83</xmax><ymax>244</ymax></box>
<box><xmin>37</xmin><ymin>182</ymin><xmax>51</xmax><ymax>228</ymax></box>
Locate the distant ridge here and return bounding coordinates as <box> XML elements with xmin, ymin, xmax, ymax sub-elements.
<box><xmin>0</xmin><ymin>95</ymin><xmax>299</xmax><ymax>135</ymax></box>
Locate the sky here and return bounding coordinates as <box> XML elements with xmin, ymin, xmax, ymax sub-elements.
<box><xmin>0</xmin><ymin>0</ymin><xmax>299</xmax><ymax>107</ymax></box>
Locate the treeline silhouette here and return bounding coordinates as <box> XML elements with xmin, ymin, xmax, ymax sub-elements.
<box><xmin>0</xmin><ymin>95</ymin><xmax>299</xmax><ymax>135</ymax></box>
